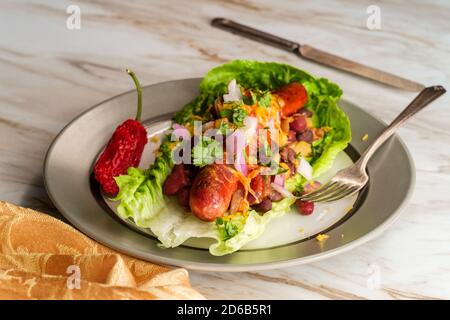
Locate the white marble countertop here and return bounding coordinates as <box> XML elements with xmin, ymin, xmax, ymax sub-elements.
<box><xmin>1</xmin><ymin>0</ymin><xmax>449</xmax><ymax>299</ymax></box>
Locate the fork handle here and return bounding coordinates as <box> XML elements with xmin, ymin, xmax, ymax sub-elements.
<box><xmin>356</xmin><ymin>86</ymin><xmax>446</xmax><ymax>169</ymax></box>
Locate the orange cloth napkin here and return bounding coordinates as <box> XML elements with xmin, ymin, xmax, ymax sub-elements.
<box><xmin>0</xmin><ymin>201</ymin><xmax>204</xmax><ymax>300</ymax></box>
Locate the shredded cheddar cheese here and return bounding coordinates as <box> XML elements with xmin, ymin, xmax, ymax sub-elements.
<box><xmin>231</xmin><ymin>169</ymin><xmax>257</xmax><ymax>200</ymax></box>
<box><xmin>316</xmin><ymin>234</ymin><xmax>329</xmax><ymax>242</ymax></box>
<box><xmin>292</xmin><ymin>141</ymin><xmax>312</xmax><ymax>157</ymax></box>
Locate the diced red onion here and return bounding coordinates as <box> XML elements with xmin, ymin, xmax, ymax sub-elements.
<box><xmin>273</xmin><ymin>174</ymin><xmax>285</xmax><ymax>187</ymax></box>
<box><xmin>223</xmin><ymin>79</ymin><xmax>242</xmax><ymax>102</ymax></box>
<box><xmin>234</xmin><ymin>149</ymin><xmax>248</xmax><ymax>176</ymax></box>
<box><xmin>297</xmin><ymin>157</ymin><xmax>313</xmax><ymax>181</ymax></box>
<box><xmin>227</xmin><ymin>129</ymin><xmax>245</xmax><ymax>153</ymax></box>
<box><xmin>172</xmin><ymin>123</ymin><xmax>190</xmax><ymax>140</ymax></box>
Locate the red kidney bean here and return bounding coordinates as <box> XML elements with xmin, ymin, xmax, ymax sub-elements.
<box><xmin>290</xmin><ymin>115</ymin><xmax>307</xmax><ymax>132</ymax></box>
<box><xmin>163</xmin><ymin>164</ymin><xmax>189</xmax><ymax>196</ymax></box>
<box><xmin>287</xmin><ymin>162</ymin><xmax>296</xmax><ymax>176</ymax></box>
<box><xmin>268</xmin><ymin>189</ymin><xmax>283</xmax><ymax>202</ymax></box>
<box><xmin>287</xmin><ymin>148</ymin><xmax>296</xmax><ymax>163</ymax></box>
<box><xmin>247</xmin><ymin>193</ymin><xmax>256</xmax><ymax>205</ymax></box>
<box><xmin>297</xmin><ymin>129</ymin><xmax>313</xmax><ymax>143</ymax></box>
<box><xmin>280</xmin><ymin>147</ymin><xmax>296</xmax><ymax>163</ymax></box>
<box><xmin>296</xmin><ymin>200</ymin><xmax>314</xmax><ymax>215</ymax></box>
<box><xmin>280</xmin><ymin>147</ymin><xmax>289</xmax><ymax>162</ymax></box>
<box><xmin>288</xmin><ymin>130</ymin><xmax>296</xmax><ymax>142</ymax></box>
<box><xmin>252</xmin><ymin>199</ymin><xmax>272</xmax><ymax>213</ymax></box>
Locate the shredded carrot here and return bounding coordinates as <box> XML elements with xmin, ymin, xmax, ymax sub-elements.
<box><xmin>231</xmin><ymin>169</ymin><xmax>257</xmax><ymax>200</ymax></box>
<box><xmin>238</xmin><ymin>199</ymin><xmax>250</xmax><ymax>213</ymax></box>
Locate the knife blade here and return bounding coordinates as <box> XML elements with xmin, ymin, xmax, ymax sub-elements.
<box><xmin>211</xmin><ymin>18</ymin><xmax>425</xmax><ymax>92</ymax></box>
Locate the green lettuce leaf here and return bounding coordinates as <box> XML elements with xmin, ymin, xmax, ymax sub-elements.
<box><xmin>146</xmin><ymin>196</ymin><xmax>295</xmax><ymax>256</ymax></box>
<box><xmin>113</xmin><ymin>137</ymin><xmax>174</xmax><ymax>227</ymax></box>
<box><xmin>114</xmin><ymin>179</ymin><xmax>295</xmax><ymax>255</ymax></box>
<box><xmin>209</xmin><ymin>197</ymin><xmax>295</xmax><ymax>256</ymax></box>
<box><xmin>285</xmin><ymin>173</ymin><xmax>305</xmax><ymax>194</ymax></box>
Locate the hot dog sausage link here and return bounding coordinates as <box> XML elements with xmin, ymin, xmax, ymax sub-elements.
<box><xmin>276</xmin><ymin>82</ymin><xmax>308</xmax><ymax>118</ymax></box>
<box><xmin>189</xmin><ymin>164</ymin><xmax>238</xmax><ymax>222</ymax></box>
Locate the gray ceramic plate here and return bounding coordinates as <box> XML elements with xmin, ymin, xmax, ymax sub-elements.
<box><xmin>43</xmin><ymin>78</ymin><xmax>415</xmax><ymax>271</ymax></box>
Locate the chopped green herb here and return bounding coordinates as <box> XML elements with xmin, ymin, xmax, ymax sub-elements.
<box><xmin>192</xmin><ymin>136</ymin><xmax>223</xmax><ymax>167</ymax></box>
<box><xmin>220</xmin><ymin>105</ymin><xmax>248</xmax><ymax>127</ymax></box>
<box><xmin>215</xmin><ymin>215</ymin><xmax>247</xmax><ymax>241</ymax></box>
<box><xmin>242</xmin><ymin>89</ymin><xmax>272</xmax><ymax>108</ymax></box>
<box><xmin>258</xmin><ymin>91</ymin><xmax>272</xmax><ymax>108</ymax></box>
<box><xmin>242</xmin><ymin>94</ymin><xmax>254</xmax><ymax>106</ymax></box>
<box><xmin>218</xmin><ymin>121</ymin><xmax>230</xmax><ymax>135</ymax></box>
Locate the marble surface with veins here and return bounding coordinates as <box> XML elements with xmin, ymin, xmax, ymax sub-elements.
<box><xmin>1</xmin><ymin>0</ymin><xmax>449</xmax><ymax>299</ymax></box>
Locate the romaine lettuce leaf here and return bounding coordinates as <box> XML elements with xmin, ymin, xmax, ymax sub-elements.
<box><xmin>113</xmin><ymin>137</ymin><xmax>174</xmax><ymax>227</ymax></box>
<box><xmin>114</xmin><ymin>174</ymin><xmax>295</xmax><ymax>255</ymax></box>
<box><xmin>141</xmin><ymin>196</ymin><xmax>295</xmax><ymax>256</ymax></box>
<box><xmin>308</xmin><ymin>95</ymin><xmax>351</xmax><ymax>177</ymax></box>
<box><xmin>209</xmin><ymin>197</ymin><xmax>295</xmax><ymax>256</ymax></box>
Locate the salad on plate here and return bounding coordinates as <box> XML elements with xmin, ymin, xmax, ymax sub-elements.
<box><xmin>93</xmin><ymin>60</ymin><xmax>351</xmax><ymax>256</ymax></box>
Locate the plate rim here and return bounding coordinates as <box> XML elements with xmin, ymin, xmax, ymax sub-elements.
<box><xmin>43</xmin><ymin>79</ymin><xmax>416</xmax><ymax>272</ymax></box>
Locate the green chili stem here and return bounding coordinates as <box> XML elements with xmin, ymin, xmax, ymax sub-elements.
<box><xmin>126</xmin><ymin>68</ymin><xmax>142</xmax><ymax>121</ymax></box>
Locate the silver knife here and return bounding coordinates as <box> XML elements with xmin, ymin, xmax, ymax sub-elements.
<box><xmin>211</xmin><ymin>18</ymin><xmax>425</xmax><ymax>92</ymax></box>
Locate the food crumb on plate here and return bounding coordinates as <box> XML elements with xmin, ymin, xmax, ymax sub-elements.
<box><xmin>150</xmin><ymin>135</ymin><xmax>159</xmax><ymax>143</ymax></box>
<box><xmin>362</xmin><ymin>133</ymin><xmax>369</xmax><ymax>141</ymax></box>
<box><xmin>346</xmin><ymin>206</ymin><xmax>353</xmax><ymax>213</ymax></box>
<box><xmin>316</xmin><ymin>234</ymin><xmax>329</xmax><ymax>242</ymax></box>
<box><xmin>298</xmin><ymin>227</ymin><xmax>304</xmax><ymax>234</ymax></box>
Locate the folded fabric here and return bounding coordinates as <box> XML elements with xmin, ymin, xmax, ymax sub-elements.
<box><xmin>0</xmin><ymin>201</ymin><xmax>204</xmax><ymax>300</ymax></box>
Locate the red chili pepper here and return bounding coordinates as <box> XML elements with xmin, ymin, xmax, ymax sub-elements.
<box><xmin>94</xmin><ymin>69</ymin><xmax>148</xmax><ymax>195</ymax></box>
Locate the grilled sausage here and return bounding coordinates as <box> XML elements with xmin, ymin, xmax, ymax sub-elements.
<box><xmin>276</xmin><ymin>82</ymin><xmax>308</xmax><ymax>117</ymax></box>
<box><xmin>189</xmin><ymin>164</ymin><xmax>238</xmax><ymax>221</ymax></box>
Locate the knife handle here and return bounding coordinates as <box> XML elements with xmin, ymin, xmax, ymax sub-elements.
<box><xmin>211</xmin><ymin>18</ymin><xmax>300</xmax><ymax>52</ymax></box>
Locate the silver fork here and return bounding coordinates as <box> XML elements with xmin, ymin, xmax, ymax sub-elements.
<box><xmin>300</xmin><ymin>85</ymin><xmax>446</xmax><ymax>203</ymax></box>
